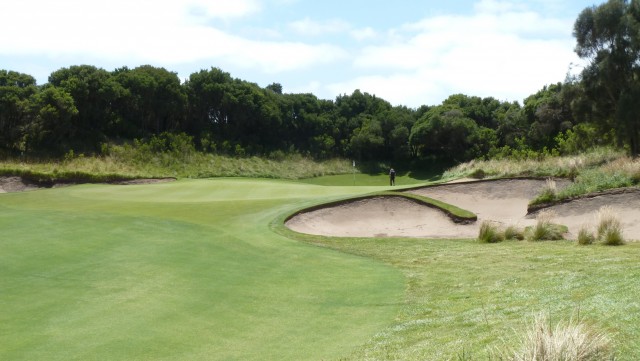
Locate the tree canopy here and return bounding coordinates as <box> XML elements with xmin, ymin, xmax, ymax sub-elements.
<box><xmin>2</xmin><ymin>1</ymin><xmax>640</xmax><ymax>162</ymax></box>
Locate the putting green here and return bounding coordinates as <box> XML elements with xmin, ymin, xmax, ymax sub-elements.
<box><xmin>0</xmin><ymin>179</ymin><xmax>403</xmax><ymax>360</ymax></box>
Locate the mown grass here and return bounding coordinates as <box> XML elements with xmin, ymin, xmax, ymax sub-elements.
<box><xmin>0</xmin><ymin>180</ymin><xmax>404</xmax><ymax>361</ymax></box>
<box><xmin>4</xmin><ymin>177</ymin><xmax>640</xmax><ymax>360</ymax></box>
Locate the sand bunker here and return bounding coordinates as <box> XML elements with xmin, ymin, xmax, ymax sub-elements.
<box><xmin>286</xmin><ymin>179</ymin><xmax>640</xmax><ymax>240</ymax></box>
<box><xmin>0</xmin><ymin>176</ymin><xmax>176</xmax><ymax>193</ymax></box>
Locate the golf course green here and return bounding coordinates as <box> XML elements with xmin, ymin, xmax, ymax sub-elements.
<box><xmin>0</xmin><ymin>179</ymin><xmax>404</xmax><ymax>360</ymax></box>
<box><xmin>4</xmin><ymin>177</ymin><xmax>640</xmax><ymax>360</ymax></box>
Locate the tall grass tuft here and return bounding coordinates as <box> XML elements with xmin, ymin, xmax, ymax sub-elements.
<box><xmin>577</xmin><ymin>226</ymin><xmax>596</xmax><ymax>246</ymax></box>
<box><xmin>535</xmin><ymin>178</ymin><xmax>558</xmax><ymax>204</ymax></box>
<box><xmin>527</xmin><ymin>210</ymin><xmax>565</xmax><ymax>241</ymax></box>
<box><xmin>478</xmin><ymin>221</ymin><xmax>504</xmax><ymax>243</ymax></box>
<box><xmin>596</xmin><ymin>206</ymin><xmax>625</xmax><ymax>246</ymax></box>
<box><xmin>504</xmin><ymin>225</ymin><xmax>525</xmax><ymax>241</ymax></box>
<box><xmin>500</xmin><ymin>313</ymin><xmax>614</xmax><ymax>361</ymax></box>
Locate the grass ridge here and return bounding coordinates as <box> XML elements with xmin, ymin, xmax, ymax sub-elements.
<box><xmin>281</xmin><ymin>191</ymin><xmax>477</xmax><ymax>231</ymax></box>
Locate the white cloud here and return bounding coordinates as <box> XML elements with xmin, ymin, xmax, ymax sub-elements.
<box><xmin>288</xmin><ymin>18</ymin><xmax>351</xmax><ymax>36</ymax></box>
<box><xmin>187</xmin><ymin>0</ymin><xmax>261</xmax><ymax>19</ymax></box>
<box><xmin>350</xmin><ymin>27</ymin><xmax>378</xmax><ymax>41</ymax></box>
<box><xmin>336</xmin><ymin>1</ymin><xmax>580</xmax><ymax>106</ymax></box>
<box><xmin>0</xmin><ymin>0</ymin><xmax>344</xmax><ymax>74</ymax></box>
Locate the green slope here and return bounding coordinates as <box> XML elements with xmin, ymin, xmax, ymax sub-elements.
<box><xmin>0</xmin><ymin>179</ymin><xmax>403</xmax><ymax>361</ymax></box>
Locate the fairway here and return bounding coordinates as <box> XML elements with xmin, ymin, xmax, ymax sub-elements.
<box><xmin>0</xmin><ymin>179</ymin><xmax>404</xmax><ymax>361</ymax></box>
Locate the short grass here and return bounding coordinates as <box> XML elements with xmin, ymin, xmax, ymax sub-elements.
<box><xmin>4</xmin><ymin>179</ymin><xmax>640</xmax><ymax>360</ymax></box>
<box><xmin>0</xmin><ymin>180</ymin><xmax>403</xmax><ymax>361</ymax></box>
<box><xmin>298</xmin><ymin>172</ymin><xmax>432</xmax><ymax>186</ymax></box>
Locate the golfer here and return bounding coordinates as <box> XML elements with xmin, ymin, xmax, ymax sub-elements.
<box><xmin>389</xmin><ymin>168</ymin><xmax>396</xmax><ymax>186</ymax></box>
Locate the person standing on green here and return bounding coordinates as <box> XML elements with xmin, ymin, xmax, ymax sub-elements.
<box><xmin>389</xmin><ymin>168</ymin><xmax>396</xmax><ymax>186</ymax></box>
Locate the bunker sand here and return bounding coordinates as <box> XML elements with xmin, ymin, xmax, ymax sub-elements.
<box><xmin>286</xmin><ymin>179</ymin><xmax>640</xmax><ymax>240</ymax></box>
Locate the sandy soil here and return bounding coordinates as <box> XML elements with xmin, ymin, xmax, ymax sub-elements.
<box><xmin>0</xmin><ymin>176</ymin><xmax>41</xmax><ymax>193</ymax></box>
<box><xmin>0</xmin><ymin>176</ymin><xmax>176</xmax><ymax>193</ymax></box>
<box><xmin>286</xmin><ymin>179</ymin><xmax>640</xmax><ymax>240</ymax></box>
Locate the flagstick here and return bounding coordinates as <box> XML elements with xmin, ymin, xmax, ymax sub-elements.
<box><xmin>352</xmin><ymin>160</ymin><xmax>355</xmax><ymax>186</ymax></box>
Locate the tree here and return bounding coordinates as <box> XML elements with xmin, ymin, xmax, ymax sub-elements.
<box><xmin>114</xmin><ymin>65</ymin><xmax>186</xmax><ymax>136</ymax></box>
<box><xmin>0</xmin><ymin>70</ymin><xmax>37</xmax><ymax>151</ymax></box>
<box><xmin>49</xmin><ymin>65</ymin><xmax>124</xmax><ymax>147</ymax></box>
<box><xmin>573</xmin><ymin>0</ymin><xmax>640</xmax><ymax>155</ymax></box>
<box><xmin>24</xmin><ymin>86</ymin><xmax>78</xmax><ymax>151</ymax></box>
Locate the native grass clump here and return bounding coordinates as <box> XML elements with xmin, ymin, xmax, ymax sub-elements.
<box><xmin>478</xmin><ymin>222</ymin><xmax>525</xmax><ymax>243</ymax></box>
<box><xmin>526</xmin><ymin>210</ymin><xmax>566</xmax><ymax>241</ymax></box>
<box><xmin>478</xmin><ymin>221</ymin><xmax>505</xmax><ymax>243</ymax></box>
<box><xmin>0</xmin><ymin>134</ymin><xmax>355</xmax><ymax>181</ymax></box>
<box><xmin>577</xmin><ymin>225</ymin><xmax>597</xmax><ymax>245</ymax></box>
<box><xmin>443</xmin><ymin>147</ymin><xmax>623</xmax><ymax>180</ymax></box>
<box><xmin>575</xmin><ymin>206</ymin><xmax>625</xmax><ymax>246</ymax></box>
<box><xmin>497</xmin><ymin>313</ymin><xmax>615</xmax><ymax>361</ymax></box>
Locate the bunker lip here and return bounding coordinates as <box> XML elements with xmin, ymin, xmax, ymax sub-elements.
<box><xmin>0</xmin><ymin>176</ymin><xmax>176</xmax><ymax>193</ymax></box>
<box><xmin>285</xmin><ymin>178</ymin><xmax>640</xmax><ymax>240</ymax></box>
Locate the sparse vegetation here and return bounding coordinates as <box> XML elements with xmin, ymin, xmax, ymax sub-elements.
<box><xmin>478</xmin><ymin>221</ymin><xmax>505</xmax><ymax>243</ymax></box>
<box><xmin>498</xmin><ymin>313</ymin><xmax>614</xmax><ymax>361</ymax></box>
<box><xmin>596</xmin><ymin>206</ymin><xmax>625</xmax><ymax>246</ymax></box>
<box><xmin>577</xmin><ymin>226</ymin><xmax>596</xmax><ymax>245</ymax></box>
<box><xmin>536</xmin><ymin>178</ymin><xmax>558</xmax><ymax>204</ymax></box>
<box><xmin>527</xmin><ymin>210</ymin><xmax>566</xmax><ymax>241</ymax></box>
<box><xmin>0</xmin><ymin>136</ymin><xmax>356</xmax><ymax>181</ymax></box>
<box><xmin>504</xmin><ymin>225</ymin><xmax>525</xmax><ymax>241</ymax></box>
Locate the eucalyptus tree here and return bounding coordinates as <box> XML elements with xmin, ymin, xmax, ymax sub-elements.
<box><xmin>24</xmin><ymin>85</ymin><xmax>78</xmax><ymax>152</ymax></box>
<box><xmin>114</xmin><ymin>65</ymin><xmax>187</xmax><ymax>137</ymax></box>
<box><xmin>0</xmin><ymin>70</ymin><xmax>37</xmax><ymax>151</ymax></box>
<box><xmin>574</xmin><ymin>0</ymin><xmax>640</xmax><ymax>155</ymax></box>
<box><xmin>48</xmin><ymin>65</ymin><xmax>125</xmax><ymax>147</ymax></box>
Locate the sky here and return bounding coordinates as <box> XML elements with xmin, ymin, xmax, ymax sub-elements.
<box><xmin>0</xmin><ymin>0</ymin><xmax>600</xmax><ymax>108</ymax></box>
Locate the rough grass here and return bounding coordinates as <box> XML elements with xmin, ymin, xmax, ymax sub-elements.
<box><xmin>577</xmin><ymin>226</ymin><xmax>596</xmax><ymax>245</ymax></box>
<box><xmin>0</xmin><ymin>151</ymin><xmax>355</xmax><ymax>181</ymax></box>
<box><xmin>443</xmin><ymin>148</ymin><xmax>640</xmax><ymax>206</ymax></box>
<box><xmin>596</xmin><ymin>206</ymin><xmax>625</xmax><ymax>246</ymax></box>
<box><xmin>443</xmin><ymin>147</ymin><xmax>623</xmax><ymax>180</ymax></box>
<box><xmin>478</xmin><ymin>221</ymin><xmax>505</xmax><ymax>243</ymax></box>
<box><xmin>527</xmin><ymin>210</ymin><xmax>566</xmax><ymax>241</ymax></box>
<box><xmin>498</xmin><ymin>313</ymin><xmax>614</xmax><ymax>361</ymax></box>
<box><xmin>284</xmin><ymin>232</ymin><xmax>640</xmax><ymax>360</ymax></box>
<box><xmin>504</xmin><ymin>225</ymin><xmax>525</xmax><ymax>241</ymax></box>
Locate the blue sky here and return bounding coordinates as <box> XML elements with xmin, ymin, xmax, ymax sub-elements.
<box><xmin>0</xmin><ymin>0</ymin><xmax>598</xmax><ymax>107</ymax></box>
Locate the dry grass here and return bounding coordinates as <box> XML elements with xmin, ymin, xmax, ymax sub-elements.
<box><xmin>478</xmin><ymin>221</ymin><xmax>505</xmax><ymax>243</ymax></box>
<box><xmin>443</xmin><ymin>148</ymin><xmax>623</xmax><ymax>180</ymax></box>
<box><xmin>577</xmin><ymin>225</ymin><xmax>596</xmax><ymax>246</ymax></box>
<box><xmin>499</xmin><ymin>313</ymin><xmax>614</xmax><ymax>361</ymax></box>
<box><xmin>527</xmin><ymin>210</ymin><xmax>566</xmax><ymax>241</ymax></box>
<box><xmin>596</xmin><ymin>206</ymin><xmax>625</xmax><ymax>246</ymax></box>
<box><xmin>504</xmin><ymin>225</ymin><xmax>525</xmax><ymax>241</ymax></box>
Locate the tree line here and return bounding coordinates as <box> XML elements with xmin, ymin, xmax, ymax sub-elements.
<box><xmin>1</xmin><ymin>0</ymin><xmax>638</xmax><ymax>161</ymax></box>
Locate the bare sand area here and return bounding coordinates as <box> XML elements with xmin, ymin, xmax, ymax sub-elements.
<box><xmin>0</xmin><ymin>176</ymin><xmax>176</xmax><ymax>193</ymax></box>
<box><xmin>286</xmin><ymin>179</ymin><xmax>640</xmax><ymax>240</ymax></box>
